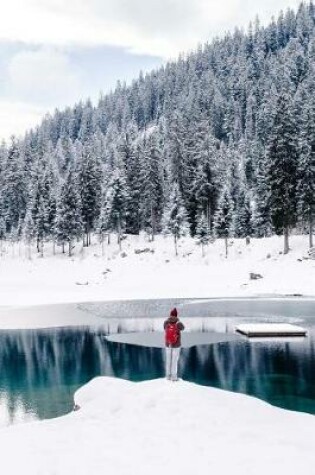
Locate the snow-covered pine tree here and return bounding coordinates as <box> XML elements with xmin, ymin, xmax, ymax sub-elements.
<box><xmin>77</xmin><ymin>138</ymin><xmax>102</xmax><ymax>246</ymax></box>
<box><xmin>163</xmin><ymin>183</ymin><xmax>189</xmax><ymax>256</ymax></box>
<box><xmin>23</xmin><ymin>207</ymin><xmax>35</xmax><ymax>259</ymax></box>
<box><xmin>213</xmin><ymin>180</ymin><xmax>235</xmax><ymax>258</ymax></box>
<box><xmin>297</xmin><ymin>90</ymin><xmax>315</xmax><ymax>248</ymax></box>
<box><xmin>105</xmin><ymin>170</ymin><xmax>128</xmax><ymax>250</ymax></box>
<box><xmin>2</xmin><ymin>137</ymin><xmax>27</xmax><ymax>234</ymax></box>
<box><xmin>55</xmin><ymin>166</ymin><xmax>83</xmax><ymax>256</ymax></box>
<box><xmin>195</xmin><ymin>212</ymin><xmax>210</xmax><ymax>256</ymax></box>
<box><xmin>125</xmin><ymin>139</ymin><xmax>141</xmax><ymax>235</ymax></box>
<box><xmin>266</xmin><ymin>93</ymin><xmax>298</xmax><ymax>253</ymax></box>
<box><xmin>193</xmin><ymin>133</ymin><xmax>220</xmax><ymax>232</ymax></box>
<box><xmin>234</xmin><ymin>168</ymin><xmax>253</xmax><ymax>238</ymax></box>
<box><xmin>140</xmin><ymin>129</ymin><xmax>164</xmax><ymax>240</ymax></box>
<box><xmin>251</xmin><ymin>143</ymin><xmax>273</xmax><ymax>237</ymax></box>
<box><xmin>97</xmin><ymin>184</ymin><xmax>112</xmax><ymax>254</ymax></box>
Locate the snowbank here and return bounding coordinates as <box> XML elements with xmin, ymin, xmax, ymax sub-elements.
<box><xmin>0</xmin><ymin>376</ymin><xmax>314</xmax><ymax>474</ymax></box>
<box><xmin>0</xmin><ymin>234</ymin><xmax>314</xmax><ymax>308</ymax></box>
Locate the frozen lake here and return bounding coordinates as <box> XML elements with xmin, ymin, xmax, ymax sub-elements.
<box><xmin>0</xmin><ymin>298</ymin><xmax>315</xmax><ymax>426</ymax></box>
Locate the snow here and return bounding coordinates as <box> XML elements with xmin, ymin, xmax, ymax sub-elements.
<box><xmin>0</xmin><ymin>234</ymin><xmax>314</xmax><ymax>310</ymax></box>
<box><xmin>0</xmin><ymin>376</ymin><xmax>314</xmax><ymax>474</ymax></box>
<box><xmin>236</xmin><ymin>322</ymin><xmax>307</xmax><ymax>336</ymax></box>
<box><xmin>0</xmin><ymin>235</ymin><xmax>314</xmax><ymax>472</ymax></box>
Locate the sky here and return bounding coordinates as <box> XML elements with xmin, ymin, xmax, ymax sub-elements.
<box><xmin>0</xmin><ymin>0</ymin><xmax>302</xmax><ymax>141</ymax></box>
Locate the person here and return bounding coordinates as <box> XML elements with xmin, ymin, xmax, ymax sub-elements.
<box><xmin>164</xmin><ymin>308</ymin><xmax>185</xmax><ymax>381</ymax></box>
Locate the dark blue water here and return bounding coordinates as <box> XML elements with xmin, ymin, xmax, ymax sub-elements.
<box><xmin>1</xmin><ymin>307</ymin><xmax>315</xmax><ymax>425</ymax></box>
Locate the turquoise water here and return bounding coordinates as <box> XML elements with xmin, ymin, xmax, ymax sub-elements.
<box><xmin>0</xmin><ymin>299</ymin><xmax>315</xmax><ymax>424</ymax></box>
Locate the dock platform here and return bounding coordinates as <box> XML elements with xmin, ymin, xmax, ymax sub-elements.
<box><xmin>236</xmin><ymin>323</ymin><xmax>307</xmax><ymax>337</ymax></box>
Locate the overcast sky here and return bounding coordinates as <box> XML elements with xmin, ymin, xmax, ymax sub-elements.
<box><xmin>0</xmin><ymin>0</ymin><xmax>302</xmax><ymax>141</ymax></box>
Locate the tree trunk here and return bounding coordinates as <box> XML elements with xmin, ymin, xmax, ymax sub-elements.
<box><xmin>309</xmin><ymin>210</ymin><xmax>313</xmax><ymax>249</ymax></box>
<box><xmin>225</xmin><ymin>236</ymin><xmax>228</xmax><ymax>258</ymax></box>
<box><xmin>62</xmin><ymin>242</ymin><xmax>65</xmax><ymax>254</ymax></box>
<box><xmin>118</xmin><ymin>220</ymin><xmax>122</xmax><ymax>251</ymax></box>
<box><xmin>284</xmin><ymin>226</ymin><xmax>290</xmax><ymax>254</ymax></box>
<box><xmin>101</xmin><ymin>236</ymin><xmax>105</xmax><ymax>257</ymax></box>
<box><xmin>150</xmin><ymin>203</ymin><xmax>155</xmax><ymax>242</ymax></box>
<box><xmin>174</xmin><ymin>234</ymin><xmax>178</xmax><ymax>256</ymax></box>
<box><xmin>69</xmin><ymin>241</ymin><xmax>72</xmax><ymax>257</ymax></box>
<box><xmin>207</xmin><ymin>201</ymin><xmax>211</xmax><ymax>231</ymax></box>
<box><xmin>201</xmin><ymin>243</ymin><xmax>205</xmax><ymax>257</ymax></box>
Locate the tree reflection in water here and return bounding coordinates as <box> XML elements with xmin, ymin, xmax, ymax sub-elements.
<box><xmin>0</xmin><ymin>324</ymin><xmax>315</xmax><ymax>426</ymax></box>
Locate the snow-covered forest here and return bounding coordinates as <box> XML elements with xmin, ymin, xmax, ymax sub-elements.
<box><xmin>1</xmin><ymin>1</ymin><xmax>315</xmax><ymax>256</ymax></box>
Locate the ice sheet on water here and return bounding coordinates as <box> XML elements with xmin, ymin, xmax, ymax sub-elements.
<box><xmin>106</xmin><ymin>330</ymin><xmax>242</xmax><ymax>348</ymax></box>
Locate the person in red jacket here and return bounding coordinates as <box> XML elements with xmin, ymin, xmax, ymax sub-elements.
<box><xmin>164</xmin><ymin>308</ymin><xmax>185</xmax><ymax>381</ymax></box>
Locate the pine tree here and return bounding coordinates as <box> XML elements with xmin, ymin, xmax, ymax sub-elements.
<box><xmin>105</xmin><ymin>170</ymin><xmax>128</xmax><ymax>250</ymax></box>
<box><xmin>266</xmin><ymin>94</ymin><xmax>298</xmax><ymax>253</ymax></box>
<box><xmin>97</xmin><ymin>184</ymin><xmax>112</xmax><ymax>254</ymax></box>
<box><xmin>195</xmin><ymin>212</ymin><xmax>210</xmax><ymax>256</ymax></box>
<box><xmin>140</xmin><ymin>130</ymin><xmax>164</xmax><ymax>240</ymax></box>
<box><xmin>297</xmin><ymin>93</ymin><xmax>315</xmax><ymax>248</ymax></box>
<box><xmin>163</xmin><ymin>183</ymin><xmax>189</xmax><ymax>256</ymax></box>
<box><xmin>213</xmin><ymin>180</ymin><xmax>235</xmax><ymax>258</ymax></box>
<box><xmin>2</xmin><ymin>138</ymin><xmax>27</xmax><ymax>233</ymax></box>
<box><xmin>23</xmin><ymin>207</ymin><xmax>35</xmax><ymax>259</ymax></box>
<box><xmin>234</xmin><ymin>169</ymin><xmax>253</xmax><ymax>238</ymax></box>
<box><xmin>77</xmin><ymin>138</ymin><xmax>102</xmax><ymax>246</ymax></box>
<box><xmin>55</xmin><ymin>167</ymin><xmax>83</xmax><ymax>256</ymax></box>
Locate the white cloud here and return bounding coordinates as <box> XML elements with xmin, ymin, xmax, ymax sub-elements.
<box><xmin>0</xmin><ymin>0</ymin><xmax>303</xmax><ymax>58</ymax></box>
<box><xmin>6</xmin><ymin>47</ymin><xmax>82</xmax><ymax>107</ymax></box>
<box><xmin>0</xmin><ymin>101</ymin><xmax>46</xmax><ymax>141</ymax></box>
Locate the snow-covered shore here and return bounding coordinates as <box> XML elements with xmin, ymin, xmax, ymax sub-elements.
<box><xmin>0</xmin><ymin>376</ymin><xmax>314</xmax><ymax>474</ymax></box>
<box><xmin>0</xmin><ymin>235</ymin><xmax>314</xmax><ymax>473</ymax></box>
<box><xmin>0</xmin><ymin>234</ymin><xmax>314</xmax><ymax>308</ymax></box>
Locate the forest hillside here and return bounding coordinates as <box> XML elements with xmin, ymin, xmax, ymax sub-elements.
<box><xmin>1</xmin><ymin>2</ymin><xmax>315</xmax><ymax>255</ymax></box>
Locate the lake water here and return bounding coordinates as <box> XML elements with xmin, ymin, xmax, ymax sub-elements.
<box><xmin>1</xmin><ymin>298</ymin><xmax>315</xmax><ymax>426</ymax></box>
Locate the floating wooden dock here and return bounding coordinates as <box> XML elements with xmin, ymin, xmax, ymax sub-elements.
<box><xmin>236</xmin><ymin>323</ymin><xmax>307</xmax><ymax>337</ymax></box>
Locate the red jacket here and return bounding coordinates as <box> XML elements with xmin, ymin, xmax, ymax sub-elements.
<box><xmin>164</xmin><ymin>316</ymin><xmax>185</xmax><ymax>348</ymax></box>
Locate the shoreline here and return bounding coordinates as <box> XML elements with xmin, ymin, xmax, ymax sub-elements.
<box><xmin>0</xmin><ymin>295</ymin><xmax>314</xmax><ymax>331</ymax></box>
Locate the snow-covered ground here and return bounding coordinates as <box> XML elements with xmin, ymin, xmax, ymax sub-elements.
<box><xmin>0</xmin><ymin>234</ymin><xmax>314</xmax><ymax>474</ymax></box>
<box><xmin>0</xmin><ymin>376</ymin><xmax>314</xmax><ymax>474</ymax></box>
<box><xmin>0</xmin><ymin>234</ymin><xmax>314</xmax><ymax>308</ymax></box>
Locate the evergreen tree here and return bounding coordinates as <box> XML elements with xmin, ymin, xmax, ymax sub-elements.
<box><xmin>213</xmin><ymin>180</ymin><xmax>235</xmax><ymax>258</ymax></box>
<box><xmin>77</xmin><ymin>138</ymin><xmax>102</xmax><ymax>246</ymax></box>
<box><xmin>2</xmin><ymin>138</ymin><xmax>27</xmax><ymax>233</ymax></box>
<box><xmin>266</xmin><ymin>94</ymin><xmax>298</xmax><ymax>253</ymax></box>
<box><xmin>105</xmin><ymin>171</ymin><xmax>128</xmax><ymax>250</ymax></box>
<box><xmin>163</xmin><ymin>183</ymin><xmax>189</xmax><ymax>256</ymax></box>
<box><xmin>195</xmin><ymin>212</ymin><xmax>210</xmax><ymax>256</ymax></box>
<box><xmin>23</xmin><ymin>207</ymin><xmax>35</xmax><ymax>259</ymax></box>
<box><xmin>234</xmin><ymin>169</ymin><xmax>253</xmax><ymax>238</ymax></box>
<box><xmin>297</xmin><ymin>93</ymin><xmax>315</xmax><ymax>247</ymax></box>
<box><xmin>140</xmin><ymin>130</ymin><xmax>164</xmax><ymax>239</ymax></box>
<box><xmin>55</xmin><ymin>167</ymin><xmax>83</xmax><ymax>256</ymax></box>
<box><xmin>252</xmin><ymin>146</ymin><xmax>273</xmax><ymax>237</ymax></box>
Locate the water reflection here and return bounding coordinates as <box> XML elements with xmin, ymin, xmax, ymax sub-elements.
<box><xmin>0</xmin><ymin>322</ymin><xmax>315</xmax><ymax>426</ymax></box>
<box><xmin>0</xmin><ymin>328</ymin><xmax>165</xmax><ymax>426</ymax></box>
